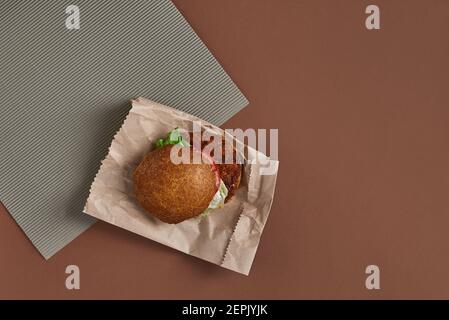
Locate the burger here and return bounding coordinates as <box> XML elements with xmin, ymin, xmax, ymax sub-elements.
<box><xmin>133</xmin><ymin>128</ymin><xmax>242</xmax><ymax>224</ymax></box>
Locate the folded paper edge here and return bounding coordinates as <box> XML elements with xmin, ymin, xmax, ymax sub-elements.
<box><xmin>219</xmin><ymin>164</ymin><xmax>254</xmax><ymax>268</ymax></box>
<box><xmin>220</xmin><ymin>161</ymin><xmax>279</xmax><ymax>275</ymax></box>
<box><xmin>83</xmin><ymin>103</ymin><xmax>134</xmax><ymax>214</ymax></box>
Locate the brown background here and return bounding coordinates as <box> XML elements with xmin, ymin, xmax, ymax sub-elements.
<box><xmin>1</xmin><ymin>0</ymin><xmax>449</xmax><ymax>299</ymax></box>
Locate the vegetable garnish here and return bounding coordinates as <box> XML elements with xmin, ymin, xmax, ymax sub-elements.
<box><xmin>155</xmin><ymin>128</ymin><xmax>190</xmax><ymax>148</ymax></box>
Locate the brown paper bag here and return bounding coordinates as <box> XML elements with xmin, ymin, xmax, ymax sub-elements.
<box><xmin>83</xmin><ymin>98</ymin><xmax>279</xmax><ymax>275</ymax></box>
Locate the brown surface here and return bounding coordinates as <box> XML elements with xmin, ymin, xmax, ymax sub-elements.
<box><xmin>1</xmin><ymin>0</ymin><xmax>449</xmax><ymax>299</ymax></box>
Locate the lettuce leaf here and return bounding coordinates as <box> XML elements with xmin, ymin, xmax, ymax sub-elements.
<box><xmin>155</xmin><ymin>128</ymin><xmax>190</xmax><ymax>148</ymax></box>
<box><xmin>202</xmin><ymin>180</ymin><xmax>228</xmax><ymax>216</ymax></box>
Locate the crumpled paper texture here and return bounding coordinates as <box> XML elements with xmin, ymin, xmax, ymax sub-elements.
<box><xmin>83</xmin><ymin>98</ymin><xmax>279</xmax><ymax>275</ymax></box>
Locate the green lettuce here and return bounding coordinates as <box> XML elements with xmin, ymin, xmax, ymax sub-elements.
<box><xmin>202</xmin><ymin>179</ymin><xmax>228</xmax><ymax>216</ymax></box>
<box><xmin>155</xmin><ymin>128</ymin><xmax>190</xmax><ymax>148</ymax></box>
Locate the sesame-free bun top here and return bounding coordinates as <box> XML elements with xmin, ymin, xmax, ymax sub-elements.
<box><xmin>133</xmin><ymin>145</ymin><xmax>218</xmax><ymax>224</ymax></box>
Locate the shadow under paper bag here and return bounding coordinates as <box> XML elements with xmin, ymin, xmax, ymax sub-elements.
<box><xmin>83</xmin><ymin>98</ymin><xmax>279</xmax><ymax>275</ymax></box>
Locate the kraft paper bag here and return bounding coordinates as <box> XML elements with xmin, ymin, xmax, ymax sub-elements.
<box><xmin>84</xmin><ymin>98</ymin><xmax>278</xmax><ymax>275</ymax></box>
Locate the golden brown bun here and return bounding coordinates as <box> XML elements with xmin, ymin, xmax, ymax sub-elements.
<box><xmin>133</xmin><ymin>145</ymin><xmax>218</xmax><ymax>224</ymax></box>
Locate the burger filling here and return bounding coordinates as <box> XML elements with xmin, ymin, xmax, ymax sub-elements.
<box><xmin>202</xmin><ymin>179</ymin><xmax>228</xmax><ymax>215</ymax></box>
